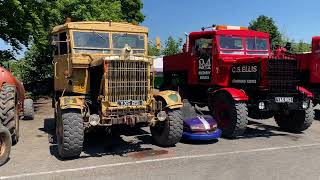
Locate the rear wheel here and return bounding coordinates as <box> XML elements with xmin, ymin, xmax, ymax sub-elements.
<box><xmin>151</xmin><ymin>109</ymin><xmax>183</xmax><ymax>147</ymax></box>
<box><xmin>56</xmin><ymin>109</ymin><xmax>84</xmax><ymax>158</ymax></box>
<box><xmin>210</xmin><ymin>93</ymin><xmax>248</xmax><ymax>138</ymax></box>
<box><xmin>0</xmin><ymin>84</ymin><xmax>19</xmax><ymax>144</ymax></box>
<box><xmin>275</xmin><ymin>101</ymin><xmax>314</xmax><ymax>132</ymax></box>
<box><xmin>0</xmin><ymin>124</ymin><xmax>11</xmax><ymax>166</ymax></box>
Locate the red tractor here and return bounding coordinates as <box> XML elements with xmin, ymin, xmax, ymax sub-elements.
<box><xmin>0</xmin><ymin>66</ymin><xmax>34</xmax><ymax>166</ymax></box>
<box><xmin>163</xmin><ymin>25</ymin><xmax>314</xmax><ymax>138</ymax></box>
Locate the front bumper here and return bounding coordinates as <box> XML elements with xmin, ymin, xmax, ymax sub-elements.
<box><xmin>182</xmin><ymin>129</ymin><xmax>222</xmax><ymax>141</ymax></box>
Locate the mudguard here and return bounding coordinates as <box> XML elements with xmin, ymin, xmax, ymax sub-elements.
<box><xmin>154</xmin><ymin>90</ymin><xmax>183</xmax><ymax>109</ymax></box>
<box><xmin>297</xmin><ymin>86</ymin><xmax>313</xmax><ymax>98</ymax></box>
<box><xmin>210</xmin><ymin>88</ymin><xmax>249</xmax><ymax>101</ymax></box>
<box><xmin>59</xmin><ymin>96</ymin><xmax>85</xmax><ymax>110</ymax></box>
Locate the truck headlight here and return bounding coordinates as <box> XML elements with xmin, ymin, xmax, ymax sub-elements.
<box><xmin>157</xmin><ymin>111</ymin><xmax>167</xmax><ymax>121</ymax></box>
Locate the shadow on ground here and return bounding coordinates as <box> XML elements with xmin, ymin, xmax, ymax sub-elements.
<box><xmin>39</xmin><ymin>118</ymin><xmax>158</xmax><ymax>160</ymax></box>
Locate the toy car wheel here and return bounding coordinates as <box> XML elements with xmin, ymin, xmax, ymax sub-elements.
<box><xmin>0</xmin><ymin>124</ymin><xmax>11</xmax><ymax>166</ymax></box>
<box><xmin>0</xmin><ymin>83</ymin><xmax>19</xmax><ymax>145</ymax></box>
<box><xmin>150</xmin><ymin>109</ymin><xmax>183</xmax><ymax>147</ymax></box>
<box><xmin>56</xmin><ymin>109</ymin><xmax>84</xmax><ymax>159</ymax></box>
<box><xmin>210</xmin><ymin>93</ymin><xmax>248</xmax><ymax>138</ymax></box>
<box><xmin>23</xmin><ymin>99</ymin><xmax>34</xmax><ymax>120</ymax></box>
<box><xmin>275</xmin><ymin>101</ymin><xmax>314</xmax><ymax>132</ymax></box>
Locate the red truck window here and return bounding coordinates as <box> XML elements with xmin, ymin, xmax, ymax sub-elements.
<box><xmin>219</xmin><ymin>36</ymin><xmax>244</xmax><ymax>55</ymax></box>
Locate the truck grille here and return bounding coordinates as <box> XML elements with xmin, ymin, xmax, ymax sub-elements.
<box><xmin>107</xmin><ymin>60</ymin><xmax>150</xmax><ymax>103</ymax></box>
<box><xmin>267</xmin><ymin>58</ymin><xmax>298</xmax><ymax>93</ymax></box>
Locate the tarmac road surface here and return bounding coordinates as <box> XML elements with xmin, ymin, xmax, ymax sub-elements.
<box><xmin>1</xmin><ymin>99</ymin><xmax>320</xmax><ymax>180</ymax></box>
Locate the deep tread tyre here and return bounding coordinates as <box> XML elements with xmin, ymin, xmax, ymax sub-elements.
<box><xmin>0</xmin><ymin>84</ymin><xmax>19</xmax><ymax>144</ymax></box>
<box><xmin>151</xmin><ymin>109</ymin><xmax>183</xmax><ymax>147</ymax></box>
<box><xmin>57</xmin><ymin>109</ymin><xmax>84</xmax><ymax>158</ymax></box>
<box><xmin>0</xmin><ymin>124</ymin><xmax>11</xmax><ymax>166</ymax></box>
<box><xmin>275</xmin><ymin>101</ymin><xmax>314</xmax><ymax>132</ymax></box>
<box><xmin>23</xmin><ymin>99</ymin><xmax>34</xmax><ymax>120</ymax></box>
<box><xmin>210</xmin><ymin>93</ymin><xmax>248</xmax><ymax>138</ymax></box>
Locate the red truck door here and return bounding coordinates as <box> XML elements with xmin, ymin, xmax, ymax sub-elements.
<box><xmin>311</xmin><ymin>38</ymin><xmax>320</xmax><ymax>83</ymax></box>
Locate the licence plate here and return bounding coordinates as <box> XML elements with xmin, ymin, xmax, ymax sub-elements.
<box><xmin>275</xmin><ymin>97</ymin><xmax>293</xmax><ymax>103</ymax></box>
<box><xmin>117</xmin><ymin>100</ymin><xmax>143</xmax><ymax>106</ymax></box>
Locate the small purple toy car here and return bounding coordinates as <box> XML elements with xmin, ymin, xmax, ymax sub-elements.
<box><xmin>182</xmin><ymin>115</ymin><xmax>222</xmax><ymax>141</ymax></box>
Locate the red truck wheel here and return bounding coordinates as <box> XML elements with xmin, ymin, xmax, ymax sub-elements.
<box><xmin>275</xmin><ymin>101</ymin><xmax>314</xmax><ymax>132</ymax></box>
<box><xmin>210</xmin><ymin>93</ymin><xmax>248</xmax><ymax>138</ymax></box>
<box><xmin>0</xmin><ymin>124</ymin><xmax>11</xmax><ymax>166</ymax></box>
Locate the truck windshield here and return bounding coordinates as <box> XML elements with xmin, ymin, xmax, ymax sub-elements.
<box><xmin>73</xmin><ymin>31</ymin><xmax>110</xmax><ymax>54</ymax></box>
<box><xmin>246</xmin><ymin>38</ymin><xmax>268</xmax><ymax>55</ymax></box>
<box><xmin>219</xmin><ymin>36</ymin><xmax>244</xmax><ymax>55</ymax></box>
<box><xmin>112</xmin><ymin>33</ymin><xmax>145</xmax><ymax>54</ymax></box>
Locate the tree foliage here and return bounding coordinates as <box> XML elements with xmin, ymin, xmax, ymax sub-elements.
<box><xmin>162</xmin><ymin>36</ymin><xmax>182</xmax><ymax>56</ymax></box>
<box><xmin>249</xmin><ymin>15</ymin><xmax>282</xmax><ymax>48</ymax></box>
<box><xmin>148</xmin><ymin>42</ymin><xmax>161</xmax><ymax>57</ymax></box>
<box><xmin>0</xmin><ymin>0</ymin><xmax>145</xmax><ymax>94</ymax></box>
<box><xmin>290</xmin><ymin>40</ymin><xmax>311</xmax><ymax>53</ymax></box>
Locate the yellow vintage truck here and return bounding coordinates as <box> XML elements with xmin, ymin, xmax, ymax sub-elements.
<box><xmin>52</xmin><ymin>21</ymin><xmax>183</xmax><ymax>158</ymax></box>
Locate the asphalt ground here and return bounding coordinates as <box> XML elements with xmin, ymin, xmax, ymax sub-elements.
<box><xmin>1</xmin><ymin>99</ymin><xmax>320</xmax><ymax>180</ymax></box>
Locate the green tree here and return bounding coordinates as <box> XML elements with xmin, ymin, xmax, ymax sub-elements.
<box><xmin>162</xmin><ymin>36</ymin><xmax>182</xmax><ymax>56</ymax></box>
<box><xmin>249</xmin><ymin>15</ymin><xmax>282</xmax><ymax>48</ymax></box>
<box><xmin>148</xmin><ymin>42</ymin><xmax>161</xmax><ymax>57</ymax></box>
<box><xmin>1</xmin><ymin>0</ymin><xmax>145</xmax><ymax>94</ymax></box>
<box><xmin>290</xmin><ymin>40</ymin><xmax>311</xmax><ymax>53</ymax></box>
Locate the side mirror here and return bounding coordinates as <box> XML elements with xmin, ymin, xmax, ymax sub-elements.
<box><xmin>156</xmin><ymin>37</ymin><xmax>161</xmax><ymax>50</ymax></box>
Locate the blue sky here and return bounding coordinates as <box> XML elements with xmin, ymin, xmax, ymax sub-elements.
<box><xmin>142</xmin><ymin>0</ymin><xmax>320</xmax><ymax>44</ymax></box>
<box><xmin>1</xmin><ymin>0</ymin><xmax>319</xmax><ymax>58</ymax></box>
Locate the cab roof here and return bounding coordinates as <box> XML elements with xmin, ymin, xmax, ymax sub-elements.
<box><xmin>52</xmin><ymin>21</ymin><xmax>148</xmax><ymax>34</ymax></box>
<box><xmin>189</xmin><ymin>29</ymin><xmax>269</xmax><ymax>38</ymax></box>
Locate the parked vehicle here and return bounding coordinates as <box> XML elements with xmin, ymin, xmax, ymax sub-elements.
<box><xmin>51</xmin><ymin>21</ymin><xmax>183</xmax><ymax>159</ymax></box>
<box><xmin>0</xmin><ymin>66</ymin><xmax>34</xmax><ymax>166</ymax></box>
<box><xmin>163</xmin><ymin>25</ymin><xmax>314</xmax><ymax>138</ymax></box>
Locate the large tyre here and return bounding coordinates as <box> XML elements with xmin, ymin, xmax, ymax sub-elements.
<box><xmin>23</xmin><ymin>99</ymin><xmax>34</xmax><ymax>120</ymax></box>
<box><xmin>151</xmin><ymin>109</ymin><xmax>183</xmax><ymax>147</ymax></box>
<box><xmin>0</xmin><ymin>124</ymin><xmax>11</xmax><ymax>166</ymax></box>
<box><xmin>275</xmin><ymin>101</ymin><xmax>314</xmax><ymax>132</ymax></box>
<box><xmin>0</xmin><ymin>84</ymin><xmax>19</xmax><ymax>144</ymax></box>
<box><xmin>210</xmin><ymin>93</ymin><xmax>248</xmax><ymax>138</ymax></box>
<box><xmin>56</xmin><ymin>109</ymin><xmax>84</xmax><ymax>158</ymax></box>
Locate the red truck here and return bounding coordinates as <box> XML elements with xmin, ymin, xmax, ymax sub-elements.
<box><xmin>163</xmin><ymin>25</ymin><xmax>314</xmax><ymax>138</ymax></box>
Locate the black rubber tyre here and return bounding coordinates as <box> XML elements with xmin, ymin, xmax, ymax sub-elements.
<box><xmin>275</xmin><ymin>101</ymin><xmax>314</xmax><ymax>132</ymax></box>
<box><xmin>151</xmin><ymin>109</ymin><xmax>183</xmax><ymax>147</ymax></box>
<box><xmin>210</xmin><ymin>93</ymin><xmax>248</xmax><ymax>138</ymax></box>
<box><xmin>23</xmin><ymin>99</ymin><xmax>34</xmax><ymax>120</ymax></box>
<box><xmin>0</xmin><ymin>84</ymin><xmax>19</xmax><ymax>144</ymax></box>
<box><xmin>0</xmin><ymin>124</ymin><xmax>11</xmax><ymax>166</ymax></box>
<box><xmin>56</xmin><ymin>109</ymin><xmax>84</xmax><ymax>158</ymax></box>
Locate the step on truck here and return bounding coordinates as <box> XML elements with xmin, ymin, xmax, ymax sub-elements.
<box><xmin>51</xmin><ymin>21</ymin><xmax>183</xmax><ymax>159</ymax></box>
<box><xmin>162</xmin><ymin>25</ymin><xmax>314</xmax><ymax>138</ymax></box>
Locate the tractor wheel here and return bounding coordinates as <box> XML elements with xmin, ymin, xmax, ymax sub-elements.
<box><xmin>0</xmin><ymin>84</ymin><xmax>19</xmax><ymax>145</ymax></box>
<box><xmin>275</xmin><ymin>101</ymin><xmax>314</xmax><ymax>132</ymax></box>
<box><xmin>0</xmin><ymin>124</ymin><xmax>11</xmax><ymax>166</ymax></box>
<box><xmin>150</xmin><ymin>109</ymin><xmax>183</xmax><ymax>147</ymax></box>
<box><xmin>210</xmin><ymin>93</ymin><xmax>248</xmax><ymax>138</ymax></box>
<box><xmin>56</xmin><ymin>109</ymin><xmax>84</xmax><ymax>158</ymax></box>
<box><xmin>23</xmin><ymin>99</ymin><xmax>34</xmax><ymax>120</ymax></box>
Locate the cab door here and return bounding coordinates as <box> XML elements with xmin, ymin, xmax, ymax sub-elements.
<box><xmin>53</xmin><ymin>32</ymin><xmax>70</xmax><ymax>91</ymax></box>
<box><xmin>191</xmin><ymin>36</ymin><xmax>213</xmax><ymax>83</ymax></box>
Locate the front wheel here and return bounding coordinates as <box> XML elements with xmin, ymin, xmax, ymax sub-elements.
<box><xmin>150</xmin><ymin>109</ymin><xmax>183</xmax><ymax>147</ymax></box>
<box><xmin>56</xmin><ymin>109</ymin><xmax>84</xmax><ymax>159</ymax></box>
<box><xmin>0</xmin><ymin>124</ymin><xmax>11</xmax><ymax>166</ymax></box>
<box><xmin>210</xmin><ymin>93</ymin><xmax>248</xmax><ymax>138</ymax></box>
<box><xmin>275</xmin><ymin>101</ymin><xmax>314</xmax><ymax>132</ymax></box>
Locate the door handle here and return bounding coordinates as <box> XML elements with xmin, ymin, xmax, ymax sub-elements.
<box><xmin>54</xmin><ymin>62</ymin><xmax>59</xmax><ymax>79</ymax></box>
